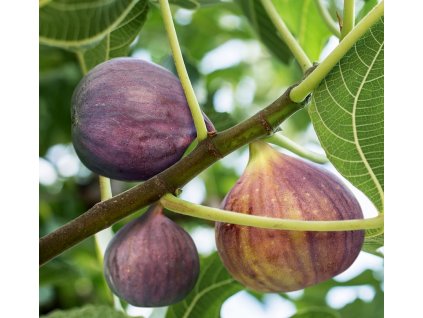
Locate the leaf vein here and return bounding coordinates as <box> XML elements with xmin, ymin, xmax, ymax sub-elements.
<box><xmin>339</xmin><ymin>62</ymin><xmax>355</xmax><ymax>98</ymax></box>
<box><xmin>352</xmin><ymin>38</ymin><xmax>384</xmax><ymax>209</ymax></box>
<box><xmin>312</xmin><ymin>102</ymin><xmax>355</xmax><ymax>144</ymax></box>
<box><xmin>324</xmin><ymin>79</ymin><xmax>352</xmax><ymax>115</ymax></box>
<box><xmin>182</xmin><ymin>279</ymin><xmax>235</xmax><ymax>318</ymax></box>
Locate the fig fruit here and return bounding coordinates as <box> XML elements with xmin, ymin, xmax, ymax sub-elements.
<box><xmin>215</xmin><ymin>141</ymin><xmax>364</xmax><ymax>292</ymax></box>
<box><xmin>71</xmin><ymin>57</ymin><xmax>214</xmax><ymax>181</ymax></box>
<box><xmin>104</xmin><ymin>204</ymin><xmax>200</xmax><ymax>307</ymax></box>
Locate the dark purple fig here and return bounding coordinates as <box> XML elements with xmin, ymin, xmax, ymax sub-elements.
<box><xmin>215</xmin><ymin>141</ymin><xmax>364</xmax><ymax>293</ymax></box>
<box><xmin>104</xmin><ymin>204</ymin><xmax>200</xmax><ymax>307</ymax></box>
<box><xmin>71</xmin><ymin>57</ymin><xmax>214</xmax><ymax>181</ymax></box>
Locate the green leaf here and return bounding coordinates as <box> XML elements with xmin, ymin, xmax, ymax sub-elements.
<box><xmin>363</xmin><ymin>233</ymin><xmax>384</xmax><ymax>257</ymax></box>
<box><xmin>76</xmin><ymin>0</ymin><xmax>149</xmax><ymax>72</ymax></box>
<box><xmin>335</xmin><ymin>269</ymin><xmax>382</xmax><ymax>288</ymax></box>
<box><xmin>157</xmin><ymin>0</ymin><xmax>222</xmax><ymax>10</ymax></box>
<box><xmin>309</xmin><ymin>17</ymin><xmax>384</xmax><ymax>212</ymax></box>
<box><xmin>197</xmin><ymin>0</ymin><xmax>224</xmax><ymax>6</ymax></box>
<box><xmin>39</xmin><ymin>259</ymin><xmax>80</xmax><ymax>285</ymax></box>
<box><xmin>40</xmin><ymin>305</ymin><xmax>142</xmax><ymax>318</ymax></box>
<box><xmin>235</xmin><ymin>0</ymin><xmax>292</xmax><ymax>64</ymax></box>
<box><xmin>166</xmin><ymin>253</ymin><xmax>242</xmax><ymax>318</ymax></box>
<box><xmin>291</xmin><ymin>307</ymin><xmax>341</xmax><ymax>318</ymax></box>
<box><xmin>290</xmin><ymin>269</ymin><xmax>382</xmax><ymax>311</ymax></box>
<box><xmin>204</xmin><ymin>111</ymin><xmax>237</xmax><ymax>131</ymax></box>
<box><xmin>169</xmin><ymin>0</ymin><xmax>199</xmax><ymax>10</ymax></box>
<box><xmin>363</xmin><ymin>224</ymin><xmax>383</xmax><ymax>256</ymax></box>
<box><xmin>273</xmin><ymin>0</ymin><xmax>333</xmax><ymax>62</ymax></box>
<box><xmin>40</xmin><ymin>0</ymin><xmax>148</xmax><ymax>51</ymax></box>
<box><xmin>339</xmin><ymin>291</ymin><xmax>384</xmax><ymax>318</ymax></box>
<box><xmin>39</xmin><ymin>46</ymin><xmax>81</xmax><ymax>155</ymax></box>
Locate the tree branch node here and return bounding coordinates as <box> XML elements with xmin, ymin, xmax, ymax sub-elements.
<box><xmin>204</xmin><ymin>136</ymin><xmax>224</xmax><ymax>159</ymax></box>
<box><xmin>258</xmin><ymin>112</ymin><xmax>274</xmax><ymax>135</ymax></box>
<box><xmin>151</xmin><ymin>175</ymin><xmax>176</xmax><ymax>198</ymax></box>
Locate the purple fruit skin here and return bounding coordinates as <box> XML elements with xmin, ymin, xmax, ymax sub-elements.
<box><xmin>71</xmin><ymin>57</ymin><xmax>214</xmax><ymax>181</ymax></box>
<box><xmin>215</xmin><ymin>142</ymin><xmax>365</xmax><ymax>292</ymax></box>
<box><xmin>104</xmin><ymin>204</ymin><xmax>200</xmax><ymax>307</ymax></box>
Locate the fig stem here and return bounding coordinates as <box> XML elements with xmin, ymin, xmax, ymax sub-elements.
<box><xmin>265</xmin><ymin>133</ymin><xmax>328</xmax><ymax>164</ymax></box>
<box><xmin>158</xmin><ymin>0</ymin><xmax>208</xmax><ymax>141</ymax></box>
<box><xmin>314</xmin><ymin>0</ymin><xmax>341</xmax><ymax>38</ymax></box>
<box><xmin>95</xmin><ymin>177</ymin><xmax>115</xmax><ymax>260</ymax></box>
<box><xmin>160</xmin><ymin>193</ymin><xmax>384</xmax><ymax>232</ymax></box>
<box><xmin>289</xmin><ymin>0</ymin><xmax>384</xmax><ymax>103</ymax></box>
<box><xmin>99</xmin><ymin>176</ymin><xmax>113</xmax><ymax>201</ymax></box>
<box><xmin>75</xmin><ymin>51</ymin><xmax>89</xmax><ymax>75</ymax></box>
<box><xmin>260</xmin><ymin>0</ymin><xmax>312</xmax><ymax>73</ymax></box>
<box><xmin>341</xmin><ymin>0</ymin><xmax>355</xmax><ymax>40</ymax></box>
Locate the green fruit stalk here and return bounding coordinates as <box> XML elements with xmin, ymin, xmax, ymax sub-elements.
<box><xmin>215</xmin><ymin>141</ymin><xmax>364</xmax><ymax>292</ymax></box>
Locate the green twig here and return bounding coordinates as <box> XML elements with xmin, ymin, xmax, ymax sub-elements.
<box><xmin>160</xmin><ymin>194</ymin><xmax>384</xmax><ymax>232</ymax></box>
<box><xmin>95</xmin><ymin>177</ymin><xmax>114</xmax><ymax>262</ymax></box>
<box><xmin>75</xmin><ymin>51</ymin><xmax>88</xmax><ymax>75</ymax></box>
<box><xmin>158</xmin><ymin>0</ymin><xmax>208</xmax><ymax>141</ymax></box>
<box><xmin>99</xmin><ymin>176</ymin><xmax>112</xmax><ymax>201</ymax></box>
<box><xmin>289</xmin><ymin>0</ymin><xmax>383</xmax><ymax>102</ymax></box>
<box><xmin>314</xmin><ymin>0</ymin><xmax>341</xmax><ymax>38</ymax></box>
<box><xmin>266</xmin><ymin>133</ymin><xmax>328</xmax><ymax>164</ymax></box>
<box><xmin>260</xmin><ymin>0</ymin><xmax>312</xmax><ymax>72</ymax></box>
<box><xmin>341</xmin><ymin>0</ymin><xmax>355</xmax><ymax>39</ymax></box>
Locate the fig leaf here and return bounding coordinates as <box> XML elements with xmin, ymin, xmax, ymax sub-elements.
<box><xmin>309</xmin><ymin>18</ymin><xmax>384</xmax><ymax>213</ymax></box>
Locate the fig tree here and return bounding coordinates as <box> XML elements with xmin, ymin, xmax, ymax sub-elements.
<box><xmin>71</xmin><ymin>57</ymin><xmax>214</xmax><ymax>181</ymax></box>
<box><xmin>215</xmin><ymin>141</ymin><xmax>364</xmax><ymax>292</ymax></box>
<box><xmin>104</xmin><ymin>204</ymin><xmax>200</xmax><ymax>307</ymax></box>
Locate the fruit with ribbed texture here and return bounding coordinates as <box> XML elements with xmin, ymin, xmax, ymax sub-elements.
<box><xmin>104</xmin><ymin>204</ymin><xmax>200</xmax><ymax>307</ymax></box>
<box><xmin>71</xmin><ymin>57</ymin><xmax>214</xmax><ymax>181</ymax></box>
<box><xmin>215</xmin><ymin>141</ymin><xmax>364</xmax><ymax>292</ymax></box>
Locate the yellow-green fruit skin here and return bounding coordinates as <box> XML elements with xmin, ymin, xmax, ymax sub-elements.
<box><xmin>215</xmin><ymin>142</ymin><xmax>364</xmax><ymax>293</ymax></box>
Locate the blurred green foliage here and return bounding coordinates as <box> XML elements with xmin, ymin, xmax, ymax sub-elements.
<box><xmin>39</xmin><ymin>1</ymin><xmax>383</xmax><ymax>317</ymax></box>
<box><xmin>41</xmin><ymin>304</ymin><xmax>143</xmax><ymax>318</ymax></box>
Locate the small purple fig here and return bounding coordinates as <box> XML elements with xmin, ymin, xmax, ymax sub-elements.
<box><xmin>71</xmin><ymin>57</ymin><xmax>214</xmax><ymax>181</ymax></box>
<box><xmin>215</xmin><ymin>141</ymin><xmax>364</xmax><ymax>292</ymax></box>
<box><xmin>104</xmin><ymin>204</ymin><xmax>200</xmax><ymax>307</ymax></box>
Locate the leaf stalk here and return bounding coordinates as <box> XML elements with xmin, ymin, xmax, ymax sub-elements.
<box><xmin>260</xmin><ymin>0</ymin><xmax>312</xmax><ymax>72</ymax></box>
<box><xmin>159</xmin><ymin>0</ymin><xmax>208</xmax><ymax>141</ymax></box>
<box><xmin>160</xmin><ymin>194</ymin><xmax>384</xmax><ymax>232</ymax></box>
<box><xmin>289</xmin><ymin>0</ymin><xmax>384</xmax><ymax>103</ymax></box>
<box><xmin>341</xmin><ymin>0</ymin><xmax>356</xmax><ymax>39</ymax></box>
<box><xmin>266</xmin><ymin>133</ymin><xmax>328</xmax><ymax>164</ymax></box>
<box><xmin>314</xmin><ymin>0</ymin><xmax>341</xmax><ymax>38</ymax></box>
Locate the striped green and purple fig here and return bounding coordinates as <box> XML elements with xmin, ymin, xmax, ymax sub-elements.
<box><xmin>71</xmin><ymin>57</ymin><xmax>214</xmax><ymax>181</ymax></box>
<box><xmin>215</xmin><ymin>141</ymin><xmax>364</xmax><ymax>292</ymax></box>
<box><xmin>104</xmin><ymin>204</ymin><xmax>200</xmax><ymax>307</ymax></box>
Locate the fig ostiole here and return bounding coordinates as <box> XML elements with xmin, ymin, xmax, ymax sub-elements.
<box><xmin>104</xmin><ymin>204</ymin><xmax>200</xmax><ymax>307</ymax></box>
<box><xmin>71</xmin><ymin>57</ymin><xmax>214</xmax><ymax>181</ymax></box>
<box><xmin>215</xmin><ymin>141</ymin><xmax>364</xmax><ymax>293</ymax></box>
